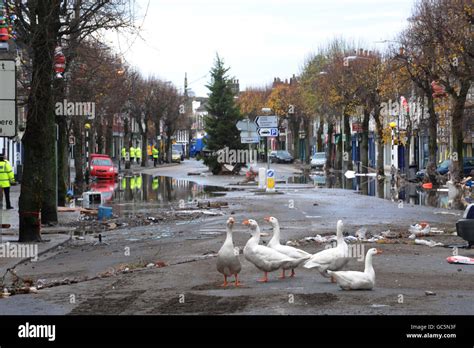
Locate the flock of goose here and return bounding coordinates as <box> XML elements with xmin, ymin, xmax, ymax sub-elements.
<box><xmin>216</xmin><ymin>217</ymin><xmax>382</xmax><ymax>290</ymax></box>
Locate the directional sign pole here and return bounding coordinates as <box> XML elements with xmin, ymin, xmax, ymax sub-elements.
<box><xmin>267</xmin><ymin>136</ymin><xmax>270</xmax><ymax>170</ymax></box>
<box><xmin>247</xmin><ymin>118</ymin><xmax>251</xmax><ymax>163</ymax></box>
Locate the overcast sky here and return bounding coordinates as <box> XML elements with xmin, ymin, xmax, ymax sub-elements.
<box><xmin>113</xmin><ymin>0</ymin><xmax>415</xmax><ymax>97</ymax></box>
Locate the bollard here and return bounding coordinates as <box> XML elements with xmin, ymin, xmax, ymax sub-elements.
<box><xmin>258</xmin><ymin>167</ymin><xmax>266</xmax><ymax>189</ymax></box>
<box><xmin>266</xmin><ymin>169</ymin><xmax>275</xmax><ymax>192</ymax></box>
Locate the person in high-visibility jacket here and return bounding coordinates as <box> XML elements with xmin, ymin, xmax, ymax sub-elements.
<box><xmin>135</xmin><ymin>146</ymin><xmax>142</xmax><ymax>164</ymax></box>
<box><xmin>152</xmin><ymin>176</ymin><xmax>159</xmax><ymax>190</ymax></box>
<box><xmin>152</xmin><ymin>146</ymin><xmax>159</xmax><ymax>167</ymax></box>
<box><xmin>147</xmin><ymin>145</ymin><xmax>152</xmax><ymax>159</ymax></box>
<box><xmin>0</xmin><ymin>154</ymin><xmax>15</xmax><ymax>209</ymax></box>
<box><xmin>130</xmin><ymin>146</ymin><xmax>136</xmax><ymax>163</ymax></box>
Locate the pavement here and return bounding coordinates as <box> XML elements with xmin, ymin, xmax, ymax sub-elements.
<box><xmin>0</xmin><ymin>159</ymin><xmax>472</xmax><ymax>315</ymax></box>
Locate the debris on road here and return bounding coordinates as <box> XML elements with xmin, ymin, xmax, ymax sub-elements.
<box><xmin>414</xmin><ymin>239</ymin><xmax>444</xmax><ymax>247</ymax></box>
<box><xmin>355</xmin><ymin>227</ymin><xmax>367</xmax><ymax>240</ymax></box>
<box><xmin>425</xmin><ymin>291</ymin><xmax>436</xmax><ymax>296</ymax></box>
<box><xmin>197</xmin><ymin>201</ymin><xmax>229</xmax><ymax>209</ymax></box>
<box><xmin>381</xmin><ymin>230</ymin><xmax>401</xmax><ymax>239</ymax></box>
<box><xmin>446</xmin><ymin>255</ymin><xmax>474</xmax><ymax>265</ymax></box>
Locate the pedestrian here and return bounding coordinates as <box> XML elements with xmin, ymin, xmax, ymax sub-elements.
<box><xmin>147</xmin><ymin>144</ymin><xmax>152</xmax><ymax>161</ymax></box>
<box><xmin>0</xmin><ymin>153</ymin><xmax>15</xmax><ymax>210</ymax></box>
<box><xmin>152</xmin><ymin>145</ymin><xmax>159</xmax><ymax>167</ymax></box>
<box><xmin>130</xmin><ymin>146</ymin><xmax>136</xmax><ymax>164</ymax></box>
<box><xmin>136</xmin><ymin>145</ymin><xmax>142</xmax><ymax>164</ymax></box>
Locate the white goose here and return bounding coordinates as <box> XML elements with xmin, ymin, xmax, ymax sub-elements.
<box><xmin>265</xmin><ymin>216</ymin><xmax>311</xmax><ymax>278</ymax></box>
<box><xmin>304</xmin><ymin>220</ymin><xmax>349</xmax><ymax>281</ymax></box>
<box><xmin>243</xmin><ymin>219</ymin><xmax>307</xmax><ymax>282</ymax></box>
<box><xmin>216</xmin><ymin>217</ymin><xmax>241</xmax><ymax>287</ymax></box>
<box><xmin>328</xmin><ymin>248</ymin><xmax>382</xmax><ymax>290</ymax></box>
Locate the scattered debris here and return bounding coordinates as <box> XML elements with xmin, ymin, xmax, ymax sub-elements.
<box><xmin>434</xmin><ymin>211</ymin><xmax>461</xmax><ymax>216</ymax></box>
<box><xmin>381</xmin><ymin>230</ymin><xmax>401</xmax><ymax>239</ymax></box>
<box><xmin>425</xmin><ymin>291</ymin><xmax>436</xmax><ymax>296</ymax></box>
<box><xmin>197</xmin><ymin>201</ymin><xmax>229</xmax><ymax>209</ymax></box>
<box><xmin>303</xmin><ymin>235</ymin><xmax>329</xmax><ymax>243</ymax></box>
<box><xmin>355</xmin><ymin>228</ymin><xmax>367</xmax><ymax>240</ymax></box>
<box><xmin>415</xmin><ymin>239</ymin><xmax>444</xmax><ymax>247</ymax></box>
<box><xmin>446</xmin><ymin>256</ymin><xmax>474</xmax><ymax>265</ymax></box>
<box><xmin>367</xmin><ymin>235</ymin><xmax>383</xmax><ymax>243</ymax></box>
<box><xmin>408</xmin><ymin>223</ymin><xmax>431</xmax><ymax>239</ymax></box>
<box><xmin>146</xmin><ymin>263</ymin><xmax>155</xmax><ymax>268</ymax></box>
<box><xmin>1</xmin><ymin>288</ymin><xmax>11</xmax><ymax>298</ymax></box>
<box><xmin>344</xmin><ymin>236</ymin><xmax>359</xmax><ymax>243</ymax></box>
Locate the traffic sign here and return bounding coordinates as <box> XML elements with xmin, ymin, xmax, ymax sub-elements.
<box><xmin>0</xmin><ymin>60</ymin><xmax>16</xmax><ymax>137</ymax></box>
<box><xmin>258</xmin><ymin>128</ymin><xmax>279</xmax><ymax>137</ymax></box>
<box><xmin>255</xmin><ymin>115</ymin><xmax>278</xmax><ymax>128</ymax></box>
<box><xmin>236</xmin><ymin>120</ymin><xmax>258</xmax><ymax>132</ymax></box>
<box><xmin>240</xmin><ymin>136</ymin><xmax>260</xmax><ymax>144</ymax></box>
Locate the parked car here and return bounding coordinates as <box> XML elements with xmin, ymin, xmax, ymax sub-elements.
<box><xmin>89</xmin><ymin>154</ymin><xmax>118</xmax><ymax>180</ymax></box>
<box><xmin>416</xmin><ymin>157</ymin><xmax>474</xmax><ymax>180</ymax></box>
<box><xmin>171</xmin><ymin>150</ymin><xmax>182</xmax><ymax>163</ymax></box>
<box><xmin>310</xmin><ymin>152</ymin><xmax>326</xmax><ymax>169</ymax></box>
<box><xmin>269</xmin><ymin>150</ymin><xmax>294</xmax><ymax>164</ymax></box>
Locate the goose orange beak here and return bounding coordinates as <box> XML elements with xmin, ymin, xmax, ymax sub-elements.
<box><xmin>376</xmin><ymin>249</ymin><xmax>383</xmax><ymax>255</ymax></box>
<box><xmin>264</xmin><ymin>216</ymin><xmax>271</xmax><ymax>222</ymax></box>
<box><xmin>243</xmin><ymin>220</ymin><xmax>250</xmax><ymax>226</ymax></box>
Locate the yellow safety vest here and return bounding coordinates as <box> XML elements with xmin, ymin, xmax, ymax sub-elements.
<box><xmin>0</xmin><ymin>160</ymin><xmax>14</xmax><ymax>188</ymax></box>
<box><xmin>152</xmin><ymin>177</ymin><xmax>159</xmax><ymax>190</ymax></box>
<box><xmin>130</xmin><ymin>147</ymin><xmax>136</xmax><ymax>158</ymax></box>
<box><xmin>136</xmin><ymin>148</ymin><xmax>142</xmax><ymax>159</ymax></box>
<box><xmin>152</xmin><ymin>148</ymin><xmax>159</xmax><ymax>159</ymax></box>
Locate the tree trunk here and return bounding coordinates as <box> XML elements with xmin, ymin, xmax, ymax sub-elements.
<box><xmin>326</xmin><ymin>122</ymin><xmax>334</xmax><ymax>172</ymax></box>
<box><xmin>19</xmin><ymin>0</ymin><xmax>61</xmax><ymax>241</ymax></box>
<box><xmin>344</xmin><ymin>110</ymin><xmax>352</xmax><ymax>171</ymax></box>
<box><xmin>317</xmin><ymin>120</ymin><xmax>323</xmax><ymax>151</ymax></box>
<box><xmin>106</xmin><ymin>118</ymin><xmax>114</xmax><ymax>158</ymax></box>
<box><xmin>73</xmin><ymin>119</ymin><xmax>85</xmax><ymax>195</ymax></box>
<box><xmin>141</xmin><ymin>132</ymin><xmax>148</xmax><ymax>167</ymax></box>
<box><xmin>124</xmin><ymin>118</ymin><xmax>131</xmax><ymax>170</ymax></box>
<box><xmin>450</xmin><ymin>81</ymin><xmax>470</xmax><ymax>181</ymax></box>
<box><xmin>360</xmin><ymin>107</ymin><xmax>370</xmax><ymax>195</ymax></box>
<box><xmin>55</xmin><ymin>80</ymin><xmax>68</xmax><ymax>207</ymax></box>
<box><xmin>427</xmin><ymin>94</ymin><xmax>438</xmax><ymax>165</ymax></box>
<box><xmin>166</xmin><ymin>134</ymin><xmax>172</xmax><ymax>163</ymax></box>
<box><xmin>374</xmin><ymin>115</ymin><xmax>385</xmax><ymax>179</ymax></box>
<box><xmin>304</xmin><ymin>117</ymin><xmax>312</xmax><ymax>164</ymax></box>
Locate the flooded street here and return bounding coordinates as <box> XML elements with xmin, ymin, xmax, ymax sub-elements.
<box><xmin>1</xmin><ymin>159</ymin><xmax>473</xmax><ymax>316</ymax></box>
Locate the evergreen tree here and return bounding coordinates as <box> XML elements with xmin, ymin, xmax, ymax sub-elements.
<box><xmin>204</xmin><ymin>55</ymin><xmax>243</xmax><ymax>174</ymax></box>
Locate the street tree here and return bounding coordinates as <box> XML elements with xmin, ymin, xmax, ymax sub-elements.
<box><xmin>204</xmin><ymin>55</ymin><xmax>243</xmax><ymax>174</ymax></box>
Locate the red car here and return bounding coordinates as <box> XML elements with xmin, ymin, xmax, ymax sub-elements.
<box><xmin>89</xmin><ymin>154</ymin><xmax>118</xmax><ymax>180</ymax></box>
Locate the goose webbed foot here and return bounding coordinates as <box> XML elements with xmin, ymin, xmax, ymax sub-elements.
<box><xmin>257</xmin><ymin>272</ymin><xmax>269</xmax><ymax>283</ymax></box>
<box><xmin>234</xmin><ymin>274</ymin><xmax>241</xmax><ymax>287</ymax></box>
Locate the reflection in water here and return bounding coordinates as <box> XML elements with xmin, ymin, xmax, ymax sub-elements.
<box><xmin>302</xmin><ymin>172</ymin><xmax>472</xmax><ymax>210</ymax></box>
<box><xmin>89</xmin><ymin>174</ymin><xmax>227</xmax><ymax>212</ymax></box>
